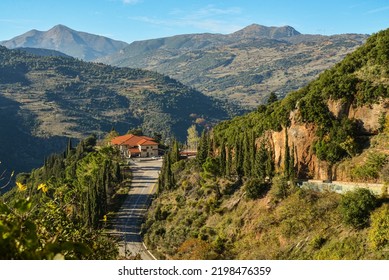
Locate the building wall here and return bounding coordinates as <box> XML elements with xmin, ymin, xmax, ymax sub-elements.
<box><xmin>139</xmin><ymin>145</ymin><xmax>158</xmax><ymax>157</ymax></box>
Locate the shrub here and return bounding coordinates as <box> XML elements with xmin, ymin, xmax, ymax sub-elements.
<box><xmin>339</xmin><ymin>188</ymin><xmax>377</xmax><ymax>229</ymax></box>
<box><xmin>245</xmin><ymin>179</ymin><xmax>270</xmax><ymax>199</ymax></box>
<box><xmin>310</xmin><ymin>235</ymin><xmax>327</xmax><ymax>250</ymax></box>
<box><xmin>352</xmin><ymin>152</ymin><xmax>388</xmax><ymax>181</ymax></box>
<box><xmin>269</xmin><ymin>174</ymin><xmax>291</xmax><ymax>201</ymax></box>
<box><xmin>368</xmin><ymin>204</ymin><xmax>389</xmax><ymax>249</ymax></box>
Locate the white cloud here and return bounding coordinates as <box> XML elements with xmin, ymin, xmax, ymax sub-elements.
<box><xmin>188</xmin><ymin>5</ymin><xmax>242</xmax><ymax>19</ymax></box>
<box><xmin>367</xmin><ymin>5</ymin><xmax>389</xmax><ymax>14</ymax></box>
<box><xmin>129</xmin><ymin>5</ymin><xmax>245</xmax><ymax>34</ymax></box>
<box><xmin>122</xmin><ymin>0</ymin><xmax>141</xmax><ymax>5</ymax></box>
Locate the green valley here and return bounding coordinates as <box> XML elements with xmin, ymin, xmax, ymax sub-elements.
<box><xmin>0</xmin><ymin>46</ymin><xmax>235</xmax><ymax>173</ymax></box>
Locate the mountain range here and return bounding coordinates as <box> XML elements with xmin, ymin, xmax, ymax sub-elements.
<box><xmin>0</xmin><ymin>24</ymin><xmax>128</xmax><ymax>61</ymax></box>
<box><xmin>2</xmin><ymin>24</ymin><xmax>368</xmax><ymax>107</ymax></box>
<box><xmin>97</xmin><ymin>24</ymin><xmax>368</xmax><ymax>106</ymax></box>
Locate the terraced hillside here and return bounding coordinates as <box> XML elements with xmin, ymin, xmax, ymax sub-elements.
<box><xmin>99</xmin><ymin>24</ymin><xmax>368</xmax><ymax>106</ymax></box>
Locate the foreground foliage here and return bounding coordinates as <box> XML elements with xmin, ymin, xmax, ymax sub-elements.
<box><xmin>0</xmin><ymin>136</ymin><xmax>121</xmax><ymax>259</ymax></box>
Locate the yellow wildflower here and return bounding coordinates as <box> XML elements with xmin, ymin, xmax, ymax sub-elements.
<box><xmin>16</xmin><ymin>182</ymin><xmax>27</xmax><ymax>192</ymax></box>
<box><xmin>103</xmin><ymin>215</ymin><xmax>107</xmax><ymax>222</ymax></box>
<box><xmin>37</xmin><ymin>183</ymin><xmax>48</xmax><ymax>193</ymax></box>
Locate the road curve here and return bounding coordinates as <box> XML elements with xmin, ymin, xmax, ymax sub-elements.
<box><xmin>109</xmin><ymin>158</ymin><xmax>162</xmax><ymax>259</ymax></box>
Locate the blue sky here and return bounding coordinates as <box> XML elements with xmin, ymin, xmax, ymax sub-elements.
<box><xmin>0</xmin><ymin>0</ymin><xmax>388</xmax><ymax>43</ymax></box>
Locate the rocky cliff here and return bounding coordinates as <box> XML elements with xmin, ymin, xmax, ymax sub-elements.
<box><xmin>266</xmin><ymin>98</ymin><xmax>388</xmax><ymax>181</ymax></box>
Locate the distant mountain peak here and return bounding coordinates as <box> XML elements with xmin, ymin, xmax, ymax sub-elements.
<box><xmin>0</xmin><ymin>24</ymin><xmax>128</xmax><ymax>61</ymax></box>
<box><xmin>48</xmin><ymin>24</ymin><xmax>72</xmax><ymax>33</ymax></box>
<box><xmin>52</xmin><ymin>24</ymin><xmax>69</xmax><ymax>29</ymax></box>
<box><xmin>232</xmin><ymin>24</ymin><xmax>301</xmax><ymax>39</ymax></box>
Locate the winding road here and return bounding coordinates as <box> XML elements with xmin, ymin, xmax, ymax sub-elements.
<box><xmin>109</xmin><ymin>158</ymin><xmax>162</xmax><ymax>259</ymax></box>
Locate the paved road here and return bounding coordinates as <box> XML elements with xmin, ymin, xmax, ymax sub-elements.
<box><xmin>109</xmin><ymin>159</ymin><xmax>162</xmax><ymax>259</ymax></box>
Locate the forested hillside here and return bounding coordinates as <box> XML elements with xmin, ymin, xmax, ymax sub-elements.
<box><xmin>143</xmin><ymin>28</ymin><xmax>389</xmax><ymax>260</ymax></box>
<box><xmin>0</xmin><ymin>46</ymin><xmax>235</xmax><ymax>173</ymax></box>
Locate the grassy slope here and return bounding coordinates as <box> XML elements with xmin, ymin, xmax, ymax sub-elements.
<box><xmin>143</xmin><ymin>159</ymin><xmax>388</xmax><ymax>259</ymax></box>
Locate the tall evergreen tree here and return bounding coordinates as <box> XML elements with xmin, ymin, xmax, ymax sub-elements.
<box><xmin>170</xmin><ymin>139</ymin><xmax>180</xmax><ymax>164</ymax></box>
<box><xmin>234</xmin><ymin>138</ymin><xmax>244</xmax><ymax>177</ymax></box>
<box><xmin>65</xmin><ymin>138</ymin><xmax>73</xmax><ymax>158</ymax></box>
<box><xmin>289</xmin><ymin>145</ymin><xmax>296</xmax><ymax>180</ymax></box>
<box><xmin>197</xmin><ymin>130</ymin><xmax>209</xmax><ymax>165</ymax></box>
<box><xmin>249</xmin><ymin>131</ymin><xmax>256</xmax><ymax>176</ymax></box>
<box><xmin>219</xmin><ymin>141</ymin><xmax>226</xmax><ymax>176</ymax></box>
<box><xmin>284</xmin><ymin>129</ymin><xmax>291</xmax><ymax>178</ymax></box>
<box><xmin>208</xmin><ymin>134</ymin><xmax>214</xmax><ymax>158</ymax></box>
<box><xmin>163</xmin><ymin>155</ymin><xmax>174</xmax><ymax>190</ymax></box>
<box><xmin>255</xmin><ymin>141</ymin><xmax>268</xmax><ymax>180</ymax></box>
<box><xmin>243</xmin><ymin>132</ymin><xmax>249</xmax><ymax>177</ymax></box>
<box><xmin>266</xmin><ymin>148</ymin><xmax>275</xmax><ymax>179</ymax></box>
<box><xmin>267</xmin><ymin>92</ymin><xmax>278</xmax><ymax>105</ymax></box>
<box><xmin>226</xmin><ymin>145</ymin><xmax>231</xmax><ymax>177</ymax></box>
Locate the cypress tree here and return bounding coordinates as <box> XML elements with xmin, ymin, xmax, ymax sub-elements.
<box><xmin>284</xmin><ymin>129</ymin><xmax>290</xmax><ymax>178</ymax></box>
<box><xmin>208</xmin><ymin>133</ymin><xmax>214</xmax><ymax>157</ymax></box>
<box><xmin>197</xmin><ymin>130</ymin><xmax>209</xmax><ymax>165</ymax></box>
<box><xmin>234</xmin><ymin>138</ymin><xmax>244</xmax><ymax>177</ymax></box>
<box><xmin>164</xmin><ymin>155</ymin><xmax>174</xmax><ymax>190</ymax></box>
<box><xmin>249</xmin><ymin>131</ymin><xmax>256</xmax><ymax>177</ymax></box>
<box><xmin>267</xmin><ymin>92</ymin><xmax>278</xmax><ymax>105</ymax></box>
<box><xmin>66</xmin><ymin>138</ymin><xmax>73</xmax><ymax>158</ymax></box>
<box><xmin>159</xmin><ymin>155</ymin><xmax>168</xmax><ymax>193</ymax></box>
<box><xmin>243</xmin><ymin>132</ymin><xmax>251</xmax><ymax>177</ymax></box>
<box><xmin>289</xmin><ymin>145</ymin><xmax>295</xmax><ymax>180</ymax></box>
<box><xmin>226</xmin><ymin>145</ymin><xmax>231</xmax><ymax>177</ymax></box>
<box><xmin>255</xmin><ymin>141</ymin><xmax>268</xmax><ymax>180</ymax></box>
<box><xmin>170</xmin><ymin>139</ymin><xmax>180</xmax><ymax>164</ymax></box>
<box><xmin>219</xmin><ymin>141</ymin><xmax>226</xmax><ymax>176</ymax></box>
<box><xmin>266</xmin><ymin>148</ymin><xmax>275</xmax><ymax>179</ymax></box>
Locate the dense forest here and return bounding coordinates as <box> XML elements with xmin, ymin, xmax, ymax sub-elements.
<box><xmin>0</xmin><ymin>136</ymin><xmax>123</xmax><ymax>259</ymax></box>
<box><xmin>143</xmin><ymin>29</ymin><xmax>389</xmax><ymax>259</ymax></box>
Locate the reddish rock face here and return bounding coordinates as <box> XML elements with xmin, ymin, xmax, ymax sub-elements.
<box><xmin>261</xmin><ymin>99</ymin><xmax>388</xmax><ymax>181</ymax></box>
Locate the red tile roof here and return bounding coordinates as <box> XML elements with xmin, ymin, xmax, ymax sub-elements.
<box><xmin>128</xmin><ymin>147</ymin><xmax>141</xmax><ymax>154</ymax></box>
<box><xmin>111</xmin><ymin>134</ymin><xmax>158</xmax><ymax>147</ymax></box>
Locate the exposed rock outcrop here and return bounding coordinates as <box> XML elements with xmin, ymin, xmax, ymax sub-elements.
<box><xmin>264</xmin><ymin>99</ymin><xmax>389</xmax><ymax>181</ymax></box>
